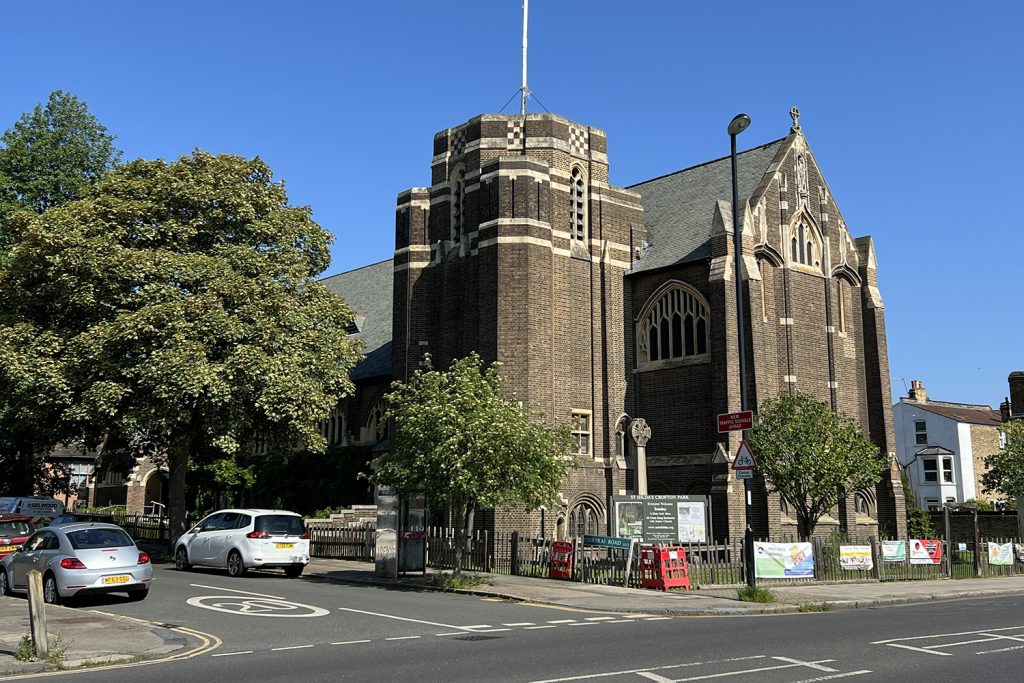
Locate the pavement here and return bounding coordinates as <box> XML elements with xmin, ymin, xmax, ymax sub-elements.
<box><xmin>5</xmin><ymin>555</ymin><xmax>1024</xmax><ymax>676</ymax></box>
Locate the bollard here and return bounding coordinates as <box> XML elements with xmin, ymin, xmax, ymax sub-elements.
<box><xmin>26</xmin><ymin>570</ymin><xmax>48</xmax><ymax>659</ymax></box>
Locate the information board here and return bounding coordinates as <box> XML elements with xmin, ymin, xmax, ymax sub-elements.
<box><xmin>611</xmin><ymin>495</ymin><xmax>709</xmax><ymax>544</ymax></box>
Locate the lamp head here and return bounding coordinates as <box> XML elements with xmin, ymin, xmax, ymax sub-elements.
<box><xmin>728</xmin><ymin>113</ymin><xmax>752</xmax><ymax>137</ymax></box>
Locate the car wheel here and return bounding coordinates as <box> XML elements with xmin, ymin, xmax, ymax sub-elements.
<box><xmin>284</xmin><ymin>564</ymin><xmax>304</xmax><ymax>579</ymax></box>
<box><xmin>175</xmin><ymin>547</ymin><xmax>191</xmax><ymax>571</ymax></box>
<box><xmin>0</xmin><ymin>569</ymin><xmax>9</xmax><ymax>596</ymax></box>
<box><xmin>227</xmin><ymin>551</ymin><xmax>246</xmax><ymax>577</ymax></box>
<box><xmin>42</xmin><ymin>573</ymin><xmax>61</xmax><ymax>605</ymax></box>
<box><xmin>127</xmin><ymin>587</ymin><xmax>149</xmax><ymax>602</ymax></box>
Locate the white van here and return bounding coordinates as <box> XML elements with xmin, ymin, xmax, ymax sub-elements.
<box><xmin>0</xmin><ymin>497</ymin><xmax>65</xmax><ymax>523</ymax></box>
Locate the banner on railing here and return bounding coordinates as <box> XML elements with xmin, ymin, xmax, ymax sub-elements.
<box><xmin>881</xmin><ymin>540</ymin><xmax>906</xmax><ymax>562</ymax></box>
<box><xmin>988</xmin><ymin>542</ymin><xmax>1013</xmax><ymax>566</ymax></box>
<box><xmin>839</xmin><ymin>545</ymin><xmax>873</xmax><ymax>571</ymax></box>
<box><xmin>909</xmin><ymin>539</ymin><xmax>942</xmax><ymax>565</ymax></box>
<box><xmin>753</xmin><ymin>541</ymin><xmax>814</xmax><ymax>578</ymax></box>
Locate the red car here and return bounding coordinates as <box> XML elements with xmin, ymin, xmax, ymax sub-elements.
<box><xmin>0</xmin><ymin>515</ymin><xmax>35</xmax><ymax>559</ymax></box>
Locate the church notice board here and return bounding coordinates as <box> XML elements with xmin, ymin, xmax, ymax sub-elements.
<box><xmin>611</xmin><ymin>495</ymin><xmax>709</xmax><ymax>544</ymax></box>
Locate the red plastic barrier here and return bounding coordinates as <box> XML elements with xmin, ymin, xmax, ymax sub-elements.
<box><xmin>639</xmin><ymin>545</ymin><xmax>690</xmax><ymax>591</ymax></box>
<box><xmin>549</xmin><ymin>540</ymin><xmax>575</xmax><ymax>580</ymax></box>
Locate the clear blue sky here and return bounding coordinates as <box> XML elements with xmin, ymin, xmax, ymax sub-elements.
<box><xmin>2</xmin><ymin>1</ymin><xmax>1020</xmax><ymax>409</ymax></box>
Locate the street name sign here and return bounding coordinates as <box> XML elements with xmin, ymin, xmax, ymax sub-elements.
<box><xmin>583</xmin><ymin>535</ymin><xmax>633</xmax><ymax>550</ymax></box>
<box><xmin>718</xmin><ymin>411</ymin><xmax>753</xmax><ymax>432</ymax></box>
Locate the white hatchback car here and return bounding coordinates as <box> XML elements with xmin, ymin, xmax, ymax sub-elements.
<box><xmin>174</xmin><ymin>509</ymin><xmax>309</xmax><ymax>578</ymax></box>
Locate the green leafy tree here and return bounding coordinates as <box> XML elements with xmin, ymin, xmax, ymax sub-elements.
<box><xmin>748</xmin><ymin>392</ymin><xmax>889</xmax><ymax>540</ymax></box>
<box><xmin>981</xmin><ymin>421</ymin><xmax>1024</xmax><ymax>503</ymax></box>
<box><xmin>1</xmin><ymin>151</ymin><xmax>362</xmax><ymax>539</ymax></box>
<box><xmin>372</xmin><ymin>354</ymin><xmax>573</xmax><ymax>575</ymax></box>
<box><xmin>0</xmin><ymin>91</ymin><xmax>121</xmax><ymax>261</ymax></box>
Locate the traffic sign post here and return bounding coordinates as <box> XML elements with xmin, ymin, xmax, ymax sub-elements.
<box><xmin>732</xmin><ymin>440</ymin><xmax>756</xmax><ymax>470</ymax></box>
<box><xmin>718</xmin><ymin>411</ymin><xmax>753</xmax><ymax>433</ymax></box>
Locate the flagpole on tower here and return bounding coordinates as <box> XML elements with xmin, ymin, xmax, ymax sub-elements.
<box><xmin>520</xmin><ymin>0</ymin><xmax>529</xmax><ymax>115</ymax></box>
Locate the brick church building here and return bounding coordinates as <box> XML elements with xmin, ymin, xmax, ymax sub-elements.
<box><xmin>324</xmin><ymin>109</ymin><xmax>907</xmax><ymax>542</ymax></box>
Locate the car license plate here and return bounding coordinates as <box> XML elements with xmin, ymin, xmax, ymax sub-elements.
<box><xmin>275</xmin><ymin>543</ymin><xmax>294</xmax><ymax>549</ymax></box>
<box><xmin>102</xmin><ymin>575</ymin><xmax>131</xmax><ymax>585</ymax></box>
<box><xmin>0</xmin><ymin>545</ymin><xmax>15</xmax><ymax>553</ymax></box>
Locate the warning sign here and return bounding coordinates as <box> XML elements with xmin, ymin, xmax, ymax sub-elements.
<box><xmin>732</xmin><ymin>440</ymin><xmax>756</xmax><ymax>470</ymax></box>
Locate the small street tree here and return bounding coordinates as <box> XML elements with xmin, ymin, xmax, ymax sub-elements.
<box><xmin>1</xmin><ymin>151</ymin><xmax>362</xmax><ymax>539</ymax></box>
<box><xmin>372</xmin><ymin>354</ymin><xmax>573</xmax><ymax>575</ymax></box>
<box><xmin>981</xmin><ymin>420</ymin><xmax>1024</xmax><ymax>503</ymax></box>
<box><xmin>748</xmin><ymin>392</ymin><xmax>890</xmax><ymax>540</ymax></box>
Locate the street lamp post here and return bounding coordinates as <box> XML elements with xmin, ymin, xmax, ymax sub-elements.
<box><xmin>728</xmin><ymin>113</ymin><xmax>756</xmax><ymax>588</ymax></box>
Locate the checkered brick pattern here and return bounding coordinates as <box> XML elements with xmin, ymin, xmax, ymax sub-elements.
<box><xmin>569</xmin><ymin>125</ymin><xmax>588</xmax><ymax>156</ymax></box>
<box><xmin>507</xmin><ymin>120</ymin><xmax>524</xmax><ymax>149</ymax></box>
<box><xmin>450</xmin><ymin>128</ymin><xmax>466</xmax><ymax>157</ymax></box>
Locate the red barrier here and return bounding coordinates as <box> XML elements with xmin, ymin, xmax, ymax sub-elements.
<box><xmin>549</xmin><ymin>540</ymin><xmax>575</xmax><ymax>580</ymax></box>
<box><xmin>639</xmin><ymin>546</ymin><xmax>690</xmax><ymax>591</ymax></box>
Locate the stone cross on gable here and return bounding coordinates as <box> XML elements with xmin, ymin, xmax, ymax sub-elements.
<box><xmin>790</xmin><ymin>106</ymin><xmax>801</xmax><ymax>133</ymax></box>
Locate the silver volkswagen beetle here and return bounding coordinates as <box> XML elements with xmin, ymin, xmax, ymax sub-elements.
<box><xmin>0</xmin><ymin>523</ymin><xmax>152</xmax><ymax>603</ymax></box>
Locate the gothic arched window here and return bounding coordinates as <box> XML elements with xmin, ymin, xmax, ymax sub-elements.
<box><xmin>567</xmin><ymin>498</ymin><xmax>602</xmax><ymax>538</ymax></box>
<box><xmin>569</xmin><ymin>166</ymin><xmax>586</xmax><ymax>242</ymax></box>
<box><xmin>362</xmin><ymin>398</ymin><xmax>389</xmax><ymax>443</ymax></box>
<box><xmin>637</xmin><ymin>284</ymin><xmax>710</xmax><ymax>368</ymax></box>
<box><xmin>787</xmin><ymin>219</ymin><xmax>822</xmax><ymax>272</ymax></box>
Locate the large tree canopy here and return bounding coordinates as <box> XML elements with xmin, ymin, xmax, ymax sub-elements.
<box><xmin>748</xmin><ymin>392</ymin><xmax>889</xmax><ymax>539</ymax></box>
<box><xmin>981</xmin><ymin>421</ymin><xmax>1024</xmax><ymax>502</ymax></box>
<box><xmin>373</xmin><ymin>354</ymin><xmax>573</xmax><ymax>574</ymax></box>
<box><xmin>0</xmin><ymin>151</ymin><xmax>362</xmax><ymax>536</ymax></box>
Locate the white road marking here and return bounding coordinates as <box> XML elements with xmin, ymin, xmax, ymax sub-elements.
<box><xmin>977</xmin><ymin>644</ymin><xmax>1024</xmax><ymax>655</ymax></box>
<box><xmin>789</xmin><ymin>672</ymin><xmax>873</xmax><ymax>682</ymax></box>
<box><xmin>772</xmin><ymin>657</ymin><xmax>837</xmax><ymax>673</ymax></box>
<box><xmin>271</xmin><ymin>645</ymin><xmax>315</xmax><ymax>651</ymax></box>
<box><xmin>331</xmin><ymin>640</ymin><xmax>371</xmax><ymax>645</ymax></box>
<box><xmin>872</xmin><ymin>625</ymin><xmax>1024</xmax><ymax>644</ymax></box>
<box><xmin>504</xmin><ymin>622</ymin><xmax>535</xmax><ymax>626</ymax></box>
<box><xmin>605</xmin><ymin>619</ymin><xmax>635</xmax><ymax>623</ymax></box>
<box><xmin>188</xmin><ymin>595</ymin><xmax>329</xmax><ymax>618</ymax></box>
<box><xmin>525</xmin><ymin>625</ymin><xmax>557</xmax><ymax>630</ymax></box>
<box><xmin>644</xmin><ymin>617</ymin><xmax>673</xmax><ymax>621</ymax></box>
<box><xmin>547</xmin><ymin>619</ymin><xmax>577</xmax><ymax>624</ymax></box>
<box><xmin>459</xmin><ymin>624</ymin><xmax>493</xmax><ymax>629</ymax></box>
<box><xmin>568</xmin><ymin>622</ymin><xmax>599</xmax><ymax>627</ymax></box>
<box><xmin>884</xmin><ymin>643</ymin><xmax>951</xmax><ymax>656</ymax></box>
<box><xmin>385</xmin><ymin>636</ymin><xmax>421</xmax><ymax>641</ymax></box>
<box><xmin>584</xmin><ymin>616</ymin><xmax>615</xmax><ymax>621</ymax></box>
<box><xmin>529</xmin><ymin>655</ymin><xmax>766</xmax><ymax>682</ymax></box>
<box><xmin>474</xmin><ymin>628</ymin><xmax>511</xmax><ymax>633</ymax></box>
<box><xmin>658</xmin><ymin>658</ymin><xmax>838</xmax><ymax>681</ymax></box>
<box><xmin>336</xmin><ymin>607</ymin><xmax>475</xmax><ymax>631</ymax></box>
<box><xmin>211</xmin><ymin>650</ymin><xmax>254</xmax><ymax>657</ymax></box>
<box><xmin>435</xmin><ymin>632</ymin><xmax>464</xmax><ymax>637</ymax></box>
<box><xmin>189</xmin><ymin>583</ymin><xmax>284</xmax><ymax>599</ymax></box>
<box><xmin>979</xmin><ymin>632</ymin><xmax>1024</xmax><ymax>643</ymax></box>
<box><xmin>636</xmin><ymin>673</ymin><xmax>672</xmax><ymax>682</ymax></box>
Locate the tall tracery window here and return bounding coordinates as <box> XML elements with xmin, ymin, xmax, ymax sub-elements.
<box><xmin>789</xmin><ymin>221</ymin><xmax>821</xmax><ymax>270</ymax></box>
<box><xmin>451</xmin><ymin>167</ymin><xmax>466</xmax><ymax>245</ymax></box>
<box><xmin>637</xmin><ymin>285</ymin><xmax>710</xmax><ymax>367</ymax></box>
<box><xmin>837</xmin><ymin>279</ymin><xmax>846</xmax><ymax>333</ymax></box>
<box><xmin>363</xmin><ymin>398</ymin><xmax>389</xmax><ymax>443</ymax></box>
<box><xmin>567</xmin><ymin>499</ymin><xmax>602</xmax><ymax>538</ymax></box>
<box><xmin>569</xmin><ymin>167</ymin><xmax>586</xmax><ymax>242</ymax></box>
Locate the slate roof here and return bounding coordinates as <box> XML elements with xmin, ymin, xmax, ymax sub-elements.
<box><xmin>319</xmin><ymin>259</ymin><xmax>393</xmax><ymax>381</ymax></box>
<box><xmin>627</xmin><ymin>138</ymin><xmax>788</xmax><ymax>274</ymax></box>
<box><xmin>912</xmin><ymin>401</ymin><xmax>1002</xmax><ymax>427</ymax></box>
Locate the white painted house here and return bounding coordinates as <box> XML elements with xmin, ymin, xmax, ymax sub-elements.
<box><xmin>894</xmin><ymin>380</ymin><xmax>1004</xmax><ymax>510</ymax></box>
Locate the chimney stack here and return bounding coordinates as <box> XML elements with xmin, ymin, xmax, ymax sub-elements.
<box><xmin>1010</xmin><ymin>371</ymin><xmax>1024</xmax><ymax>420</ymax></box>
<box><xmin>1001</xmin><ymin>398</ymin><xmax>1011</xmax><ymax>423</ymax></box>
<box><xmin>908</xmin><ymin>379</ymin><xmax>928</xmax><ymax>403</ymax></box>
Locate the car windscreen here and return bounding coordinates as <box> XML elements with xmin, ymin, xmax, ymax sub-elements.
<box><xmin>254</xmin><ymin>515</ymin><xmax>305</xmax><ymax>536</ymax></box>
<box><xmin>67</xmin><ymin>528</ymin><xmax>135</xmax><ymax>549</ymax></box>
<box><xmin>0</xmin><ymin>521</ymin><xmax>32</xmax><ymax>537</ymax></box>
<box><xmin>0</xmin><ymin>499</ymin><xmax>16</xmax><ymax>514</ymax></box>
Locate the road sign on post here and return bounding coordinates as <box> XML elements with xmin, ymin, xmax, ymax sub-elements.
<box><xmin>732</xmin><ymin>440</ymin><xmax>757</xmax><ymax>470</ymax></box>
<box><xmin>718</xmin><ymin>411</ymin><xmax>753</xmax><ymax>433</ymax></box>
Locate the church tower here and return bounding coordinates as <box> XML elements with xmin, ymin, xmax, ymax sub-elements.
<box><xmin>392</xmin><ymin>113</ymin><xmax>646</xmax><ymax>535</ymax></box>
